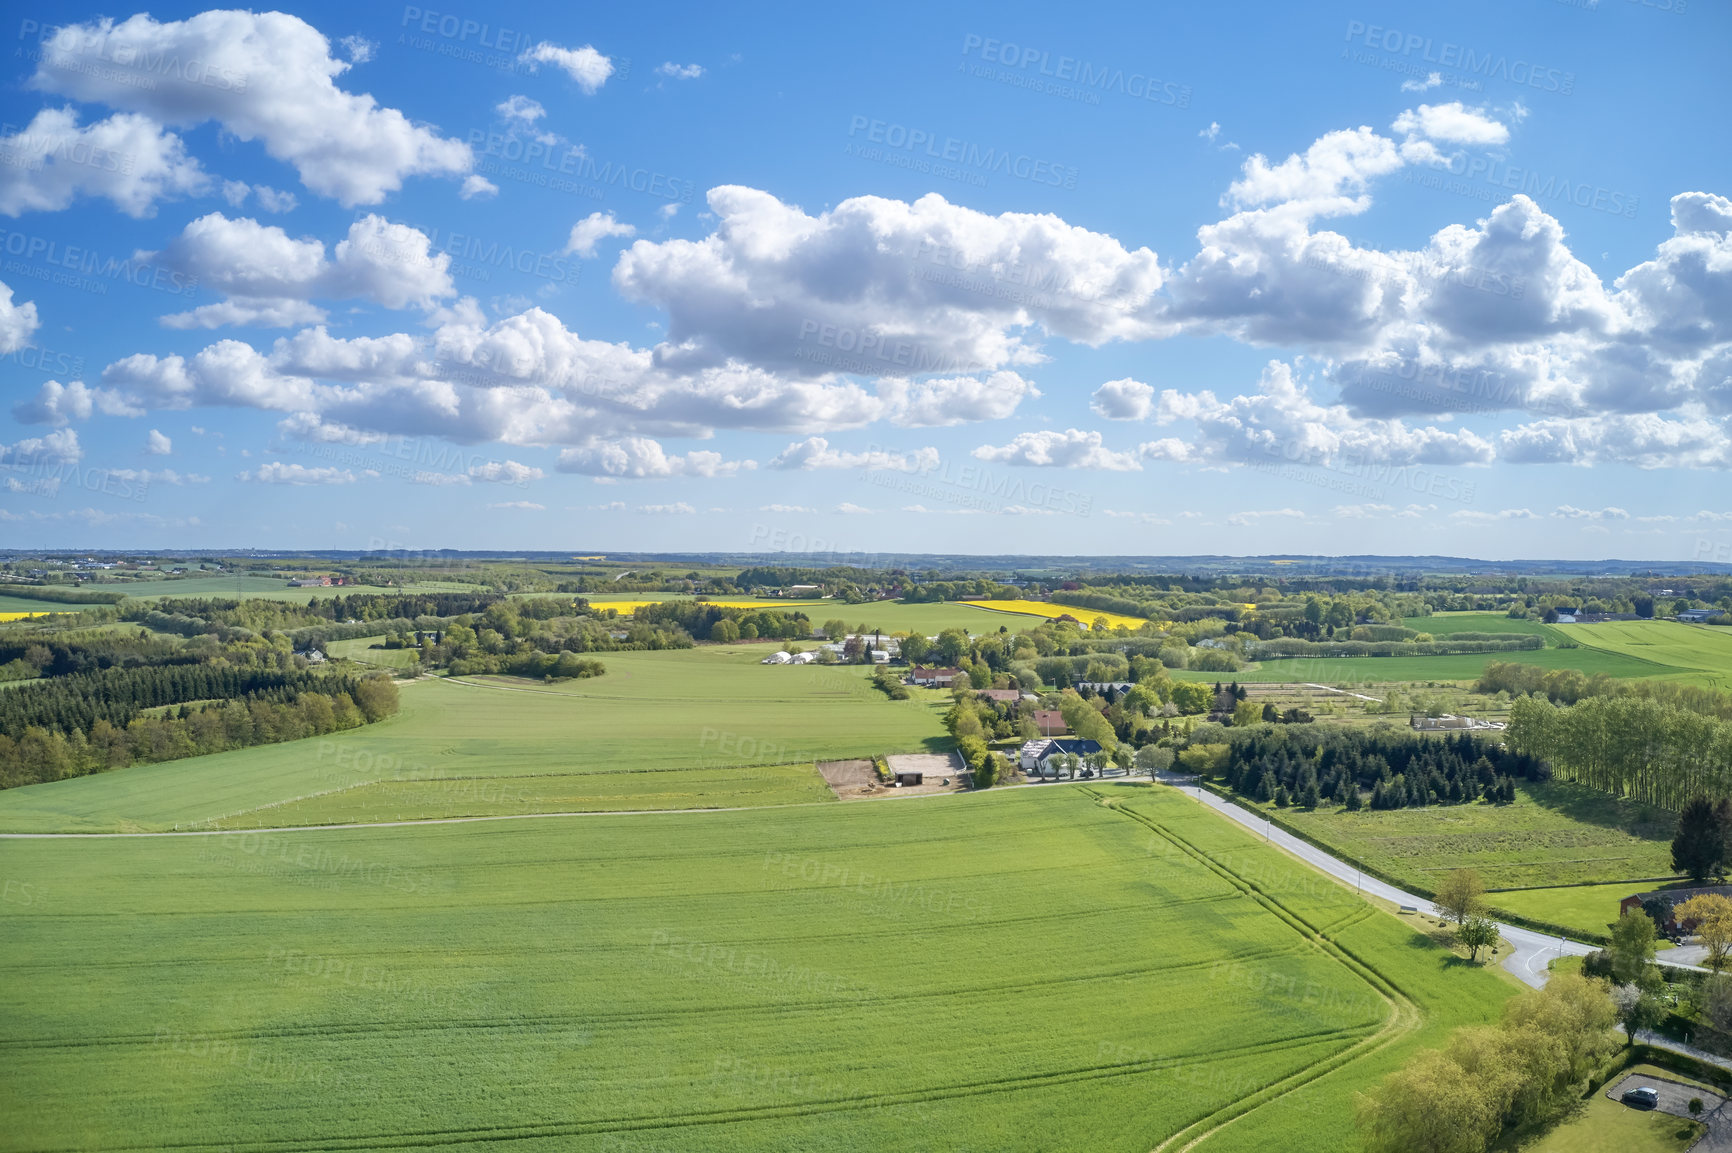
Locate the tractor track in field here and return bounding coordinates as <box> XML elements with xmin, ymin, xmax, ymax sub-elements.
<box><xmin>1075</xmin><ymin>788</ymin><xmax>1423</xmax><ymax>1153</ymax></box>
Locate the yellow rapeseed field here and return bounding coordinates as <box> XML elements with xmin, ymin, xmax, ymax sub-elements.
<box><xmin>0</xmin><ymin>611</ymin><xmax>63</xmax><ymax>622</ymax></box>
<box><xmin>963</xmin><ymin>600</ymin><xmax>1149</xmax><ymax>630</ymax></box>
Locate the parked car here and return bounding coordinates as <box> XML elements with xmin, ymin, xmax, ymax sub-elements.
<box><xmin>1621</xmin><ymin>1086</ymin><xmax>1659</xmax><ymax>1109</ymax></box>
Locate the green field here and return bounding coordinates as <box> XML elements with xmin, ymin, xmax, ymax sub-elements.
<box><xmin>0</xmin><ymin>784</ymin><xmax>1514</xmax><ymax>1152</ymax></box>
<box><xmin>1403</xmin><ymin>612</ymin><xmax>1570</xmax><ymax>643</ymax></box>
<box><xmin>1487</xmin><ymin>881</ymin><xmax>1698</xmax><ymax>940</ymax></box>
<box><xmin>1518</xmin><ymin>1065</ymin><xmax>1706</xmax><ymax>1153</ymax></box>
<box><xmin>1268</xmin><ymin>780</ymin><xmax>1677</xmax><ymax>892</ymax></box>
<box><xmin>0</xmin><ymin>647</ymin><xmax>949</xmax><ymax>833</ymax></box>
<box><xmin>584</xmin><ymin>595</ymin><xmax>1084</xmax><ymax>636</ymax></box>
<box><xmin>76</xmin><ymin>576</ymin><xmax>487</xmax><ymax>603</ymax></box>
<box><xmin>1173</xmin><ymin>644</ymin><xmax>1673</xmax><ymax>685</ymax></box>
<box><xmin>325</xmin><ymin>635</ymin><xmax>424</xmax><ymax>668</ymax></box>
<box><xmin>1557</xmin><ymin>620</ymin><xmax>1732</xmax><ymax>691</ymax></box>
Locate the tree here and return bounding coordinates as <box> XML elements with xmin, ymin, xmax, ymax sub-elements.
<box><xmin>1135</xmin><ymin>745</ymin><xmax>1174</xmax><ymax>776</ymax></box>
<box><xmin>1459</xmin><ymin>916</ymin><xmax>1500</xmax><ymax>963</ymax></box>
<box><xmin>1672</xmin><ymin>795</ymin><xmax>1729</xmax><ymax>883</ymax></box>
<box><xmin>1169</xmin><ymin>681</ymin><xmax>1213</xmax><ymax>715</ymax></box>
<box><xmin>1610</xmin><ymin>983</ymin><xmax>1662</xmax><ymax>1046</ymax></box>
<box><xmin>1674</xmin><ymin>893</ymin><xmax>1732</xmax><ymax>972</ymax></box>
<box><xmin>1434</xmin><ymin>869</ymin><xmax>1487</xmax><ymax>925</ymax></box>
<box><xmin>1231</xmin><ymin>699</ymin><xmax>1262</xmax><ymax>728</ymax></box>
<box><xmin>1356</xmin><ymin>1047</ymin><xmax>1501</xmax><ymax>1153</ymax></box>
<box><xmin>1607</xmin><ymin>908</ymin><xmax>1657</xmax><ymax>985</ymax></box>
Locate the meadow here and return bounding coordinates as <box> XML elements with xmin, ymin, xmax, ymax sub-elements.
<box><xmin>582</xmin><ymin>595</ymin><xmax>1095</xmax><ymax>635</ymax></box>
<box><xmin>0</xmin><ymin>647</ymin><xmax>949</xmax><ymax>833</ymax></box>
<box><xmin>1401</xmin><ymin>612</ymin><xmax>1569</xmax><ymax>642</ymax></box>
<box><xmin>1269</xmin><ymin>780</ymin><xmax>1678</xmax><ymax>892</ymax></box>
<box><xmin>1173</xmin><ymin>645</ymin><xmax>1674</xmax><ymax>685</ymax></box>
<box><xmin>0</xmin><ymin>784</ymin><xmax>1514</xmax><ymax>1152</ymax></box>
<box><xmin>1556</xmin><ymin>620</ymin><xmax>1732</xmax><ymax>691</ymax></box>
<box><xmin>1487</xmin><ymin>882</ymin><xmax>1689</xmax><ymax>940</ymax></box>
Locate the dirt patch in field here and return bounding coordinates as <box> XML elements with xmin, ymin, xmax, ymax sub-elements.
<box><xmin>883</xmin><ymin>753</ymin><xmax>970</xmax><ymax>796</ymax></box>
<box><xmin>817</xmin><ymin>759</ymin><xmax>877</xmax><ymax>799</ymax></box>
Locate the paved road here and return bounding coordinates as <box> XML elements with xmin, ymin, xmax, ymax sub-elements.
<box><xmin>1161</xmin><ymin>778</ymin><xmax>1596</xmax><ymax>987</ymax></box>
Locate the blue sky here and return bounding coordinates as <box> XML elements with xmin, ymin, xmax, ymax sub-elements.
<box><xmin>0</xmin><ymin>0</ymin><xmax>1727</xmax><ymax>560</ymax></box>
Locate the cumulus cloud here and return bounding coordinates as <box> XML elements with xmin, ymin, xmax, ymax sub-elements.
<box><xmin>1392</xmin><ymin>102</ymin><xmax>1510</xmax><ymax>148</ymax></box>
<box><xmin>12</xmin><ymin>379</ymin><xmax>139</xmax><ymax>424</ymax></box>
<box><xmin>972</xmin><ymin>428</ymin><xmax>1141</xmax><ymax>471</ymax></box>
<box><xmin>1553</xmin><ymin>505</ymin><xmax>1630</xmax><ymax>520</ymax></box>
<box><xmin>637</xmin><ymin>501</ymin><xmax>695</xmax><ymax>515</ymax></box>
<box><xmin>0</xmin><ymin>107</ymin><xmax>207</xmax><ymax>217</ymax></box>
<box><xmin>768</xmin><ymin>437</ymin><xmax>938</xmax><ymax>472</ymax></box>
<box><xmin>835</xmin><ymin>502</ymin><xmax>873</xmax><ymax>514</ymax></box>
<box><xmin>1226</xmin><ymin>508</ymin><xmax>1306</xmax><ymax>527</ymax></box>
<box><xmin>151</xmin><ymin>212</ymin><xmax>456</xmax><ymax>328</ymax></box>
<box><xmin>566</xmin><ymin>211</ymin><xmax>636</xmax><ymax>257</ymax></box>
<box><xmin>0</xmin><ymin>280</ymin><xmax>41</xmax><ymax>353</ymax></box>
<box><xmin>1090</xmin><ymin>377</ymin><xmax>1156</xmax><ymax>420</ymax></box>
<box><xmin>145</xmin><ymin>429</ymin><xmax>172</xmax><ymax>455</ymax></box>
<box><xmin>31</xmin><ymin>11</ymin><xmax>472</xmax><ymax>205</ymax></box>
<box><xmin>887</xmin><ymin>371</ymin><xmax>1038</xmax><ymax>426</ymax></box>
<box><xmin>0</xmin><ymin>428</ymin><xmax>81</xmax><ymax>466</ymax></box>
<box><xmin>556</xmin><ymin>436</ymin><xmax>754</xmax><ymax>478</ymax></box>
<box><xmin>1143</xmin><ymin>360</ymin><xmax>1494</xmax><ymax>468</ymax></box>
<box><xmin>487</xmin><ymin>500</ymin><xmax>543</xmax><ymax>510</ymax></box>
<box><xmin>458</xmin><ymin>175</ymin><xmax>499</xmax><ymax>200</ymax></box>
<box><xmin>614</xmin><ymin>185</ymin><xmax>1170</xmax><ymax>378</ymax></box>
<box><xmin>655</xmin><ymin>62</ymin><xmax>704</xmax><ymax>80</ymax></box>
<box><xmin>239</xmin><ymin>461</ymin><xmax>373</xmax><ymax>484</ymax></box>
<box><xmin>519</xmin><ymin>42</ymin><xmax>615</xmax><ymax>92</ymax></box>
<box><xmin>760</xmin><ymin>503</ymin><xmax>816</xmax><ymax>513</ymax></box>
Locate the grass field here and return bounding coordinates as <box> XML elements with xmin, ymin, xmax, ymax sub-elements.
<box><xmin>324</xmin><ymin>635</ymin><xmax>424</xmax><ymax>668</ymax></box>
<box><xmin>0</xmin><ymin>647</ymin><xmax>949</xmax><ymax>833</ymax></box>
<box><xmin>0</xmin><ymin>596</ymin><xmax>96</xmax><ymax>614</ymax></box>
<box><xmin>1173</xmin><ymin>643</ymin><xmax>1677</xmax><ymax>685</ymax></box>
<box><xmin>1557</xmin><ymin>620</ymin><xmax>1732</xmax><ymax>691</ymax></box>
<box><xmin>1517</xmin><ymin>1065</ymin><xmax>1706</xmax><ymax>1153</ymax></box>
<box><xmin>72</xmin><ymin>577</ymin><xmax>486</xmax><ymax>603</ymax></box>
<box><xmin>1402</xmin><ymin>612</ymin><xmax>1569</xmax><ymax>643</ymax></box>
<box><xmin>0</xmin><ymin>784</ymin><xmax>1514</xmax><ymax>1152</ymax></box>
<box><xmin>1487</xmin><ymin>882</ymin><xmax>1697</xmax><ymax>939</ymax></box>
<box><xmin>1267</xmin><ymin>780</ymin><xmax>1678</xmax><ymax>891</ymax></box>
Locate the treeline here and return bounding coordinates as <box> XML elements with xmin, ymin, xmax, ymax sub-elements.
<box><xmin>0</xmin><ymin>664</ymin><xmax>342</xmax><ymax>737</ymax></box>
<box><xmin>1214</xmin><ymin>727</ymin><xmax>1545</xmax><ymax>810</ymax></box>
<box><xmin>630</xmin><ymin>600</ymin><xmax>811</xmax><ymax>641</ymax></box>
<box><xmin>0</xmin><ymin>585</ymin><xmax>126</xmax><ymax>605</ymax></box>
<box><xmin>447</xmin><ymin>652</ymin><xmax>605</xmax><ymax>679</ymax></box>
<box><xmin>1480</xmin><ymin>661</ymin><xmax>1732</xmax><ymax>720</ymax></box>
<box><xmin>1508</xmin><ymin>694</ymin><xmax>1732</xmax><ymax>811</ymax></box>
<box><xmin>0</xmin><ymin>674</ymin><xmax>399</xmax><ymax>791</ymax></box>
<box><xmin>1250</xmin><ymin>635</ymin><xmax>1543</xmax><ymax>659</ymax></box>
<box><xmin>901</xmin><ymin>579</ymin><xmax>1021</xmax><ymax>603</ymax></box>
<box><xmin>118</xmin><ymin>591</ymin><xmax>504</xmax><ymax>636</ymax></box>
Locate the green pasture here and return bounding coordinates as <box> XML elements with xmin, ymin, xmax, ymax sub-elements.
<box><xmin>324</xmin><ymin>635</ymin><xmax>423</xmax><ymax>668</ymax></box>
<box><xmin>1401</xmin><ymin>612</ymin><xmax>1568</xmax><ymax>642</ymax></box>
<box><xmin>1557</xmin><ymin>620</ymin><xmax>1732</xmax><ymax>691</ymax></box>
<box><xmin>1173</xmin><ymin>645</ymin><xmax>1681</xmax><ymax>685</ymax></box>
<box><xmin>0</xmin><ymin>646</ymin><xmax>948</xmax><ymax>833</ymax></box>
<box><xmin>1487</xmin><ymin>881</ymin><xmax>1695</xmax><ymax>940</ymax></box>
<box><xmin>1269</xmin><ymin>780</ymin><xmax>1678</xmax><ymax>891</ymax></box>
<box><xmin>0</xmin><ymin>784</ymin><xmax>1513</xmax><ymax>1152</ymax></box>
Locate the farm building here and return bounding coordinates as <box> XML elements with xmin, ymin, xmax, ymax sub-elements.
<box><xmin>974</xmin><ymin>688</ymin><xmax>1022</xmax><ymax>704</ymax></box>
<box><xmin>1619</xmin><ymin>884</ymin><xmax>1732</xmax><ymax>933</ymax></box>
<box><xmin>893</xmin><ymin>769</ymin><xmax>924</xmax><ymax>786</ymax></box>
<box><xmin>1074</xmin><ymin>682</ymin><xmax>1134</xmax><ymax>693</ymax></box>
<box><xmin>1019</xmin><ymin>738</ymin><xmax>1103</xmax><ymax>775</ymax></box>
<box><xmin>761</xmin><ymin>651</ymin><xmax>792</xmax><ymax>665</ymax></box>
<box><xmin>1033</xmin><ymin>709</ymin><xmax>1067</xmax><ymax>736</ymax></box>
<box><xmin>906</xmin><ymin>666</ymin><xmax>962</xmax><ymax>687</ymax></box>
<box><xmin>1679</xmin><ymin>608</ymin><xmax>1718</xmax><ymax>622</ymax></box>
<box><xmin>789</xmin><ymin>651</ymin><xmax>817</xmax><ymax>664</ymax></box>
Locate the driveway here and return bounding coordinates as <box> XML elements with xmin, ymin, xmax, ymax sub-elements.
<box><xmin>1156</xmin><ymin>777</ymin><xmax>1596</xmax><ymax>987</ymax></box>
<box><xmin>1604</xmin><ymin>1072</ymin><xmax>1731</xmax><ymax>1151</ymax></box>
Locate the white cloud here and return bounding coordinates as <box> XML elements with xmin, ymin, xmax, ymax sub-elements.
<box><xmin>556</xmin><ymin>436</ymin><xmax>753</xmax><ymax>478</ymax></box>
<box><xmin>12</xmin><ymin>379</ymin><xmax>140</xmax><ymax>424</ymax></box>
<box><xmin>1401</xmin><ymin>72</ymin><xmax>1444</xmax><ymax>93</ymax></box>
<box><xmin>768</xmin><ymin>437</ymin><xmax>938</xmax><ymax>472</ymax></box>
<box><xmin>760</xmin><ymin>503</ymin><xmax>816</xmax><ymax>513</ymax></box>
<box><xmin>1091</xmin><ymin>377</ymin><xmax>1155</xmax><ymax>420</ymax></box>
<box><xmin>340</xmin><ymin>35</ymin><xmax>376</xmax><ymax>65</ymax></box>
<box><xmin>972</xmin><ymin>428</ymin><xmax>1142</xmax><ymax>471</ymax></box>
<box><xmin>1553</xmin><ymin>505</ymin><xmax>1630</xmax><ymax>520</ymax></box>
<box><xmin>1225</xmin><ymin>126</ymin><xmax>1403</xmax><ymax>216</ymax></box>
<box><xmin>834</xmin><ymin>502</ymin><xmax>873</xmax><ymax>514</ymax></box>
<box><xmin>1392</xmin><ymin>103</ymin><xmax>1510</xmax><ymax>148</ymax></box>
<box><xmin>637</xmin><ymin>501</ymin><xmax>695</xmax><ymax>515</ymax></box>
<box><xmin>468</xmin><ymin>460</ymin><xmax>544</xmax><ymax>483</ymax></box>
<box><xmin>497</xmin><ymin>95</ymin><xmax>547</xmax><ymax>128</ymax></box>
<box><xmin>1334</xmin><ymin>502</ymin><xmax>1436</xmax><ymax>519</ymax></box>
<box><xmin>1225</xmin><ymin>508</ymin><xmax>1306</xmax><ymax>527</ymax></box>
<box><xmin>459</xmin><ymin>175</ymin><xmax>499</xmax><ymax>200</ymax></box>
<box><xmin>412</xmin><ymin>471</ymin><xmax>469</xmax><ymax>486</ymax></box>
<box><xmin>1449</xmin><ymin>508</ymin><xmax>1538</xmax><ymax>521</ymax></box>
<box><xmin>0</xmin><ymin>428</ymin><xmax>81</xmax><ymax>466</ymax></box>
<box><xmin>152</xmin><ymin>212</ymin><xmax>456</xmax><ymax>328</ymax></box>
<box><xmin>887</xmin><ymin>371</ymin><xmax>1039</xmax><ymax>426</ymax></box>
<box><xmin>0</xmin><ymin>280</ymin><xmax>41</xmax><ymax>353</ymax></box>
<box><xmin>565</xmin><ymin>211</ymin><xmax>636</xmax><ymax>257</ymax></box>
<box><xmin>145</xmin><ymin>429</ymin><xmax>172</xmax><ymax>455</ymax></box>
<box><xmin>32</xmin><ymin>11</ymin><xmax>472</xmax><ymax>205</ymax></box>
<box><xmin>239</xmin><ymin>461</ymin><xmax>373</xmax><ymax>484</ymax></box>
<box><xmin>0</xmin><ymin>107</ymin><xmax>207</xmax><ymax>217</ymax></box>
<box><xmin>487</xmin><ymin>500</ymin><xmax>543</xmax><ymax>510</ymax></box>
<box><xmin>655</xmin><ymin>62</ymin><xmax>704</xmax><ymax>80</ymax></box>
<box><xmin>519</xmin><ymin>42</ymin><xmax>615</xmax><ymax>93</ymax></box>
<box><xmin>1499</xmin><ymin>413</ymin><xmax>1732</xmax><ymax>469</ymax></box>
<box><xmin>614</xmin><ymin>185</ymin><xmax>1170</xmax><ymax>378</ymax></box>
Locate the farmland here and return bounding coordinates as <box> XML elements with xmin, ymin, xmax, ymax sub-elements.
<box><xmin>1268</xmin><ymin>780</ymin><xmax>1677</xmax><ymax>892</ymax></box>
<box><xmin>1174</xmin><ymin>644</ymin><xmax>1674</xmax><ymax>684</ymax></box>
<box><xmin>584</xmin><ymin>595</ymin><xmax>1101</xmax><ymax>635</ymax></box>
<box><xmin>964</xmin><ymin>599</ymin><xmax>1150</xmax><ymax>629</ymax></box>
<box><xmin>1556</xmin><ymin>620</ymin><xmax>1732</xmax><ymax>691</ymax></box>
<box><xmin>0</xmin><ymin>647</ymin><xmax>949</xmax><ymax>834</ymax></box>
<box><xmin>1486</xmin><ymin>882</ymin><xmax>1686</xmax><ymax>941</ymax></box>
<box><xmin>0</xmin><ymin>784</ymin><xmax>1514</xmax><ymax>1152</ymax></box>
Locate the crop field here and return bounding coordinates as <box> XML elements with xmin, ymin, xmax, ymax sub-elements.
<box><xmin>583</xmin><ymin>595</ymin><xmax>1096</xmax><ymax>635</ymax></box>
<box><xmin>0</xmin><ymin>784</ymin><xmax>1513</xmax><ymax>1152</ymax></box>
<box><xmin>1400</xmin><ymin>612</ymin><xmax>1569</xmax><ymax>642</ymax></box>
<box><xmin>0</xmin><ymin>611</ymin><xmax>69</xmax><ymax>622</ymax></box>
<box><xmin>0</xmin><ymin>595</ymin><xmax>95</xmax><ymax>614</ymax></box>
<box><xmin>964</xmin><ymin>599</ymin><xmax>1151</xmax><ymax>630</ymax></box>
<box><xmin>1556</xmin><ymin>620</ymin><xmax>1732</xmax><ymax>691</ymax></box>
<box><xmin>1173</xmin><ymin>645</ymin><xmax>1679</xmax><ymax>685</ymax></box>
<box><xmin>0</xmin><ymin>647</ymin><xmax>948</xmax><ymax>834</ymax></box>
<box><xmin>1270</xmin><ymin>780</ymin><xmax>1677</xmax><ymax>892</ymax></box>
